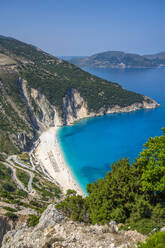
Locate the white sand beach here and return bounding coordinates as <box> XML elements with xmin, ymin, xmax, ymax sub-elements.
<box><xmin>35</xmin><ymin>126</ymin><xmax>84</xmax><ymax>195</ymax></box>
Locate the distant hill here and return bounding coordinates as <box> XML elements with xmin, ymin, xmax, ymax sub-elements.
<box><xmin>60</xmin><ymin>56</ymin><xmax>86</xmax><ymax>61</ymax></box>
<box><xmin>143</xmin><ymin>52</ymin><xmax>165</xmax><ymax>66</ymax></box>
<box><xmin>66</xmin><ymin>51</ymin><xmax>165</xmax><ymax>68</ymax></box>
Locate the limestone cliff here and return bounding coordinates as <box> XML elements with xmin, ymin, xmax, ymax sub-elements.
<box><xmin>19</xmin><ymin>82</ymin><xmax>159</xmax><ymax>129</ymax></box>
<box><xmin>19</xmin><ymin>78</ymin><xmax>62</xmax><ymax>132</ymax></box>
<box><xmin>62</xmin><ymin>88</ymin><xmax>159</xmax><ymax>125</ymax></box>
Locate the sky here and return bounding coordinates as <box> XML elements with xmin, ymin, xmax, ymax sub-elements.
<box><xmin>0</xmin><ymin>0</ymin><xmax>165</xmax><ymax>56</ymax></box>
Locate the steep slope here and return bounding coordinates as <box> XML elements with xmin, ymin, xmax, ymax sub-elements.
<box><xmin>2</xmin><ymin>204</ymin><xmax>146</xmax><ymax>248</ymax></box>
<box><xmin>0</xmin><ymin>36</ymin><xmax>159</xmax><ymax>155</ymax></box>
<box><xmin>68</xmin><ymin>51</ymin><xmax>165</xmax><ymax>68</ymax></box>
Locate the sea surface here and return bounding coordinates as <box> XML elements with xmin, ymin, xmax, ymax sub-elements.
<box><xmin>57</xmin><ymin>67</ymin><xmax>165</xmax><ymax>193</ymax></box>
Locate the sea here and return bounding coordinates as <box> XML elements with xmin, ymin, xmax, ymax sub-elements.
<box><xmin>57</xmin><ymin>67</ymin><xmax>165</xmax><ymax>193</ymax></box>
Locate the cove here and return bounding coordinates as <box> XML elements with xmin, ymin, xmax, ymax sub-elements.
<box><xmin>57</xmin><ymin>67</ymin><xmax>165</xmax><ymax>193</ymax></box>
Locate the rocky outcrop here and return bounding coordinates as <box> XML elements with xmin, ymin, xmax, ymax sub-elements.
<box><xmin>2</xmin><ymin>205</ymin><xmax>146</xmax><ymax>248</ymax></box>
<box><xmin>63</xmin><ymin>88</ymin><xmax>89</xmax><ymax>125</ymax></box>
<box><xmin>0</xmin><ymin>216</ymin><xmax>11</xmax><ymax>247</ymax></box>
<box><xmin>63</xmin><ymin>88</ymin><xmax>159</xmax><ymax>125</ymax></box>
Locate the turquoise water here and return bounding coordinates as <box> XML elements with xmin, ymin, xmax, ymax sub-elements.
<box><xmin>57</xmin><ymin>67</ymin><xmax>165</xmax><ymax>193</ymax></box>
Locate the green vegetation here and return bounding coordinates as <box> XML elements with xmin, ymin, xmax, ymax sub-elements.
<box><xmin>137</xmin><ymin>128</ymin><xmax>165</xmax><ymax>193</ymax></box>
<box><xmin>57</xmin><ymin>190</ymin><xmax>90</xmax><ymax>222</ymax></box>
<box><xmin>32</xmin><ymin>174</ymin><xmax>62</xmax><ymax>201</ymax></box>
<box><xmin>16</xmin><ymin>168</ymin><xmax>29</xmax><ymax>188</ymax></box>
<box><xmin>0</xmin><ymin>162</ymin><xmax>25</xmax><ymax>196</ymax></box>
<box><xmin>0</xmin><ymin>161</ymin><xmax>62</xmax><ymax>216</ymax></box>
<box><xmin>19</xmin><ymin>152</ymin><xmax>30</xmax><ymax>164</ymax></box>
<box><xmin>21</xmin><ymin>60</ymin><xmax>145</xmax><ymax>117</ymax></box>
<box><xmin>138</xmin><ymin>231</ymin><xmax>165</xmax><ymax>248</ymax></box>
<box><xmin>0</xmin><ymin>72</ymin><xmax>33</xmax><ymax>154</ymax></box>
<box><xmin>57</xmin><ymin>129</ymin><xmax>165</xmax><ymax>234</ymax></box>
<box><xmin>3</xmin><ymin>206</ymin><xmax>17</xmax><ymax>212</ymax></box>
<box><xmin>27</xmin><ymin>214</ymin><xmax>40</xmax><ymax>227</ymax></box>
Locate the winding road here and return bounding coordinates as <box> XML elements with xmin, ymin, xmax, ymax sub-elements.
<box><xmin>3</xmin><ymin>162</ymin><xmax>28</xmax><ymax>192</ymax></box>
<box><xmin>6</xmin><ymin>155</ymin><xmax>35</xmax><ymax>195</ymax></box>
<box><xmin>4</xmin><ymin>141</ymin><xmax>57</xmax><ymax>196</ymax></box>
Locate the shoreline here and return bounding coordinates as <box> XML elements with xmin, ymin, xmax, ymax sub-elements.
<box><xmin>33</xmin><ymin>100</ymin><xmax>159</xmax><ymax>197</ymax></box>
<box><xmin>34</xmin><ymin>126</ymin><xmax>84</xmax><ymax>196</ymax></box>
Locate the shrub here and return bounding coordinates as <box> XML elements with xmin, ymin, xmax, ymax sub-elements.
<box><xmin>139</xmin><ymin>231</ymin><xmax>165</xmax><ymax>248</ymax></box>
<box><xmin>2</xmin><ymin>183</ymin><xmax>16</xmax><ymax>192</ymax></box>
<box><xmin>3</xmin><ymin>206</ymin><xmax>17</xmax><ymax>212</ymax></box>
<box><xmin>27</xmin><ymin>214</ymin><xmax>40</xmax><ymax>227</ymax></box>
<box><xmin>16</xmin><ymin>168</ymin><xmax>29</xmax><ymax>188</ymax></box>
<box><xmin>5</xmin><ymin>212</ymin><xmax>18</xmax><ymax>220</ymax></box>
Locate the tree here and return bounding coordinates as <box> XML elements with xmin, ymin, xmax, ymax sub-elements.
<box><xmin>137</xmin><ymin>129</ymin><xmax>165</xmax><ymax>200</ymax></box>
<box><xmin>87</xmin><ymin>158</ymin><xmax>142</xmax><ymax>224</ymax></box>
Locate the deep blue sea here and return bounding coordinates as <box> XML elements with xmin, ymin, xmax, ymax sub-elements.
<box><xmin>57</xmin><ymin>67</ymin><xmax>165</xmax><ymax>193</ymax></box>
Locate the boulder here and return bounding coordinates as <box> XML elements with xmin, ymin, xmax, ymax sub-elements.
<box><xmin>109</xmin><ymin>221</ymin><xmax>119</xmax><ymax>233</ymax></box>
<box><xmin>35</xmin><ymin>204</ymin><xmax>63</xmax><ymax>230</ymax></box>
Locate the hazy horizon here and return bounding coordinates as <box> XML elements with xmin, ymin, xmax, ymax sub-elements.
<box><xmin>1</xmin><ymin>0</ymin><xmax>165</xmax><ymax>56</ymax></box>
<box><xmin>59</xmin><ymin>50</ymin><xmax>165</xmax><ymax>57</ymax></box>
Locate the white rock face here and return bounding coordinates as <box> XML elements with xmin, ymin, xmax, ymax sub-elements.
<box><xmin>63</xmin><ymin>88</ymin><xmax>89</xmax><ymax>125</ymax></box>
<box><xmin>62</xmin><ymin>88</ymin><xmax>159</xmax><ymax>125</ymax></box>
<box><xmin>20</xmin><ymin>80</ymin><xmax>159</xmax><ymax>129</ymax></box>
<box><xmin>2</xmin><ymin>205</ymin><xmax>146</xmax><ymax>248</ymax></box>
<box><xmin>21</xmin><ymin>80</ymin><xmax>63</xmax><ymax>132</ymax></box>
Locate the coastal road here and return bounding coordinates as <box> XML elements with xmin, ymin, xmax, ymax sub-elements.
<box><xmin>9</xmin><ymin>155</ymin><xmax>33</xmax><ymax>170</ymax></box>
<box><xmin>3</xmin><ymin>162</ymin><xmax>28</xmax><ymax>192</ymax></box>
<box><xmin>6</xmin><ymin>157</ymin><xmax>35</xmax><ymax>195</ymax></box>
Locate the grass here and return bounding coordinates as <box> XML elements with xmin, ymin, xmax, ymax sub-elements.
<box><xmin>0</xmin><ymin>162</ymin><xmax>62</xmax><ymax>220</ymax></box>
<box><xmin>0</xmin><ymin>162</ymin><xmax>17</xmax><ymax>192</ymax></box>
<box><xmin>0</xmin><ymin>71</ymin><xmax>33</xmax><ymax>154</ymax></box>
<box><xmin>32</xmin><ymin>175</ymin><xmax>62</xmax><ymax>200</ymax></box>
<box><xmin>0</xmin><ymin>162</ymin><xmax>29</xmax><ymax>201</ymax></box>
<box><xmin>122</xmin><ymin>217</ymin><xmax>165</xmax><ymax>235</ymax></box>
<box><xmin>3</xmin><ymin>206</ymin><xmax>17</xmax><ymax>212</ymax></box>
<box><xmin>16</xmin><ymin>168</ymin><xmax>30</xmax><ymax>188</ymax></box>
<box><xmin>138</xmin><ymin>231</ymin><xmax>165</xmax><ymax>248</ymax></box>
<box><xmin>19</xmin><ymin>152</ymin><xmax>31</xmax><ymax>164</ymax></box>
<box><xmin>27</xmin><ymin>214</ymin><xmax>40</xmax><ymax>227</ymax></box>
